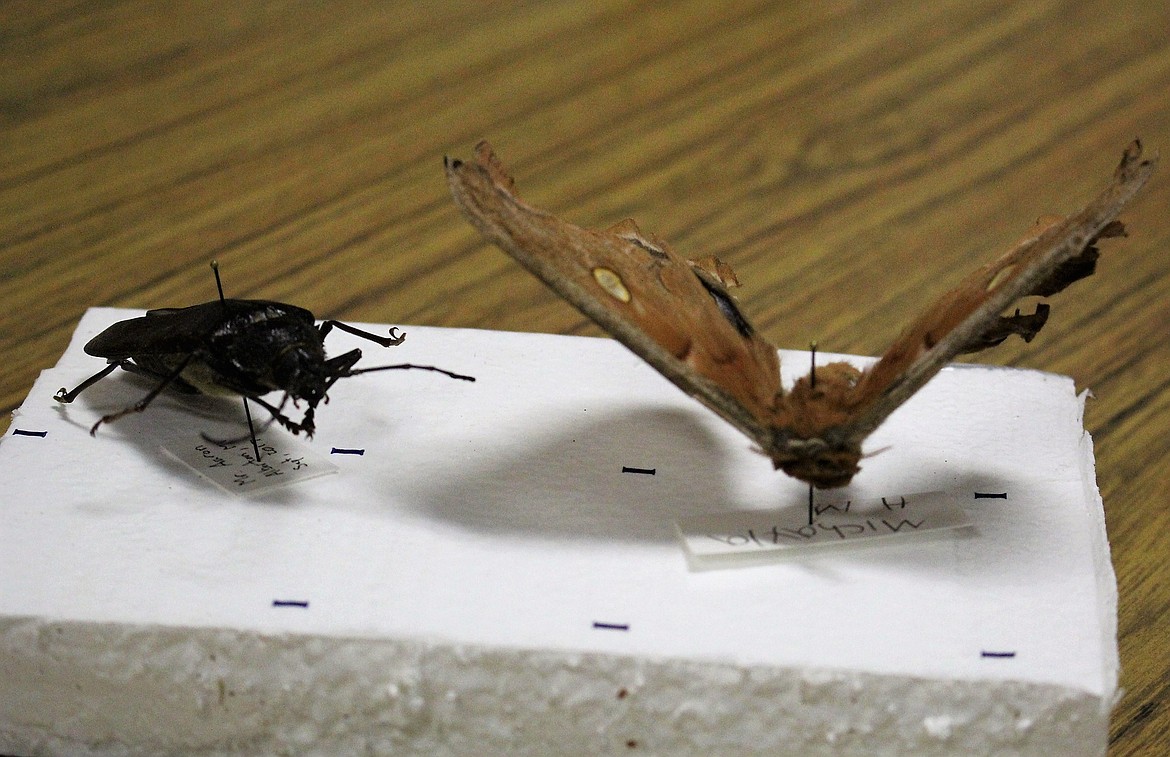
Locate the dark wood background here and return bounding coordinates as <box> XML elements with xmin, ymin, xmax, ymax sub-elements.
<box><xmin>2</xmin><ymin>2</ymin><xmax>1166</xmax><ymax>752</ymax></box>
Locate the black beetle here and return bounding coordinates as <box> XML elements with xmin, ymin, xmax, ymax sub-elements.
<box><xmin>54</xmin><ymin>263</ymin><xmax>474</xmax><ymax>442</ymax></box>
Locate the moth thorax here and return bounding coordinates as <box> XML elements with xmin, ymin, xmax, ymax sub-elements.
<box><xmin>776</xmin><ymin>361</ymin><xmax>863</xmax><ymax>437</ymax></box>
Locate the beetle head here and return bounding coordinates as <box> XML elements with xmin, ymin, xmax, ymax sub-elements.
<box><xmin>271</xmin><ymin>344</ymin><xmax>332</xmax><ymax>407</ymax></box>
<box><xmin>272</xmin><ymin>345</ymin><xmax>364</xmax><ymax>408</ymax></box>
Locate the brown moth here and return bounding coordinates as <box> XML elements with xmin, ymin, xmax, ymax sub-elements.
<box><xmin>445</xmin><ymin>141</ymin><xmax>1156</xmax><ymax>488</ymax></box>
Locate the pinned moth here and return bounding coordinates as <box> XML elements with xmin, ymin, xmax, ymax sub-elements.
<box><xmin>55</xmin><ymin>263</ymin><xmax>475</xmax><ymax>448</ymax></box>
<box><xmin>446</xmin><ymin>141</ymin><xmax>1156</xmax><ymax>488</ymax></box>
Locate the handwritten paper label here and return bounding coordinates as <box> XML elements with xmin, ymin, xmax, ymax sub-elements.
<box><xmin>675</xmin><ymin>491</ymin><xmax>971</xmax><ymax>570</ymax></box>
<box><xmin>161</xmin><ymin>434</ymin><xmax>338</xmax><ymax>494</ymax></box>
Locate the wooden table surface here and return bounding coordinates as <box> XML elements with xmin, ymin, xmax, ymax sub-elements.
<box><xmin>2</xmin><ymin>1</ymin><xmax>1166</xmax><ymax>752</ymax></box>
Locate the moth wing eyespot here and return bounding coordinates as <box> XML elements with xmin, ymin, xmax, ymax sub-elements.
<box><xmin>592</xmin><ymin>267</ymin><xmax>632</xmax><ymax>303</ymax></box>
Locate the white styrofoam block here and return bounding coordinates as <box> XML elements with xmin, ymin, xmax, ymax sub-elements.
<box><xmin>0</xmin><ymin>308</ymin><xmax>1117</xmax><ymax>755</ymax></box>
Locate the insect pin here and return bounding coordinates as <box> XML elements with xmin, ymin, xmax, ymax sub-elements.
<box><xmin>54</xmin><ymin>262</ymin><xmax>475</xmax><ymax>456</ymax></box>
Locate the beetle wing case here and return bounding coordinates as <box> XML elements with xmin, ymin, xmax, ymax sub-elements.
<box><xmin>83</xmin><ymin>300</ymin><xmax>317</xmax><ymax>360</ymax></box>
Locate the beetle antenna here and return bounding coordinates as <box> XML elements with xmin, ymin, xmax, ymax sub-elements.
<box><xmin>809</xmin><ymin>341</ymin><xmax>818</xmax><ymax>389</ymax></box>
<box><xmin>808</xmin><ymin>482</ymin><xmax>815</xmax><ymax>526</ymax></box>
<box><xmin>346</xmin><ymin>362</ymin><xmax>476</xmax><ymax>382</ymax></box>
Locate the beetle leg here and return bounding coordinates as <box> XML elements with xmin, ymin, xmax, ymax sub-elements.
<box><xmin>320</xmin><ymin>320</ymin><xmax>406</xmax><ymax>348</ymax></box>
<box><xmin>246</xmin><ymin>393</ymin><xmax>317</xmax><ymax>438</ymax></box>
<box><xmin>54</xmin><ymin>361</ymin><xmax>122</xmax><ymax>403</ymax></box>
<box><xmin>115</xmin><ymin>360</ymin><xmax>201</xmax><ymax>394</ymax></box>
<box><xmin>88</xmin><ymin>354</ymin><xmax>194</xmax><ymax>435</ymax></box>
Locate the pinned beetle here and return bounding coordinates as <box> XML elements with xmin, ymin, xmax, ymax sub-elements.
<box><xmin>55</xmin><ymin>263</ymin><xmax>475</xmax><ymax>440</ymax></box>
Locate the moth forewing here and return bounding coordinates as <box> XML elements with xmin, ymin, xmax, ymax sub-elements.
<box><xmin>445</xmin><ymin>145</ymin><xmax>785</xmax><ymax>439</ymax></box>
<box><xmin>846</xmin><ymin>140</ymin><xmax>1157</xmax><ymax>441</ymax></box>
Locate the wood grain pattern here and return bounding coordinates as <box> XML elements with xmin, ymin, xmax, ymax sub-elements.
<box><xmin>1</xmin><ymin>1</ymin><xmax>1167</xmax><ymax>751</ymax></box>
